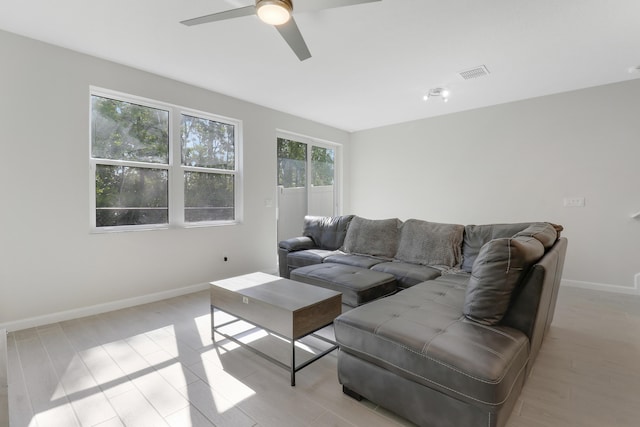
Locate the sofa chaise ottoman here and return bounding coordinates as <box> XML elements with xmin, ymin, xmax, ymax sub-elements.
<box><xmin>279</xmin><ymin>215</ymin><xmax>567</xmax><ymax>427</ymax></box>
<box><xmin>291</xmin><ymin>263</ymin><xmax>396</xmax><ymax>307</ymax></box>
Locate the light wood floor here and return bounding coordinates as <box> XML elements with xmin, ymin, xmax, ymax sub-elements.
<box><xmin>5</xmin><ymin>285</ymin><xmax>640</xmax><ymax>427</ymax></box>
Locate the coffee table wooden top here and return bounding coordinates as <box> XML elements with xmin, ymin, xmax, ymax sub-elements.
<box><xmin>211</xmin><ymin>272</ymin><xmax>342</xmax><ymax>310</ymax></box>
<box><xmin>210</xmin><ymin>272</ymin><xmax>342</xmax><ymax>340</ymax></box>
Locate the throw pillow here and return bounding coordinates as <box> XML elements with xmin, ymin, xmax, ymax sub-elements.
<box><xmin>342</xmin><ymin>216</ymin><xmax>400</xmax><ymax>259</ymax></box>
<box><xmin>395</xmin><ymin>219</ymin><xmax>464</xmax><ymax>267</ymax></box>
<box><xmin>463</xmin><ymin>236</ymin><xmax>544</xmax><ymax>326</ymax></box>
<box><xmin>514</xmin><ymin>222</ymin><xmax>558</xmax><ymax>249</ymax></box>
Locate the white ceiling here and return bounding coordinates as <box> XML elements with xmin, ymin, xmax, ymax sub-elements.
<box><xmin>2</xmin><ymin>0</ymin><xmax>640</xmax><ymax>131</ymax></box>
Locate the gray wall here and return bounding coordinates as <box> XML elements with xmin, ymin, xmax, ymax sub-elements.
<box><xmin>2</xmin><ymin>28</ymin><xmax>638</xmax><ymax>329</ymax></box>
<box><xmin>347</xmin><ymin>79</ymin><xmax>640</xmax><ymax>293</ymax></box>
<box><xmin>0</xmin><ymin>30</ymin><xmax>349</xmax><ymax>329</ymax></box>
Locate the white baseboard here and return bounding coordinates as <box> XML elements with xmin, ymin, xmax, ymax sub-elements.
<box><xmin>0</xmin><ymin>282</ymin><xmax>210</xmax><ymax>333</ymax></box>
<box><xmin>562</xmin><ymin>278</ymin><xmax>640</xmax><ymax>295</ymax></box>
<box><xmin>4</xmin><ymin>275</ymin><xmax>633</xmax><ymax>332</ymax></box>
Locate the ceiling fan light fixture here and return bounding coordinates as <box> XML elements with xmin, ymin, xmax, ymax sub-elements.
<box><xmin>256</xmin><ymin>0</ymin><xmax>293</xmax><ymax>26</ymax></box>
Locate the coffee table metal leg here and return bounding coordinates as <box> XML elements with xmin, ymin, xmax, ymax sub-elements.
<box><xmin>291</xmin><ymin>340</ymin><xmax>296</xmax><ymax>386</ymax></box>
<box><xmin>210</xmin><ymin>306</ymin><xmax>336</xmax><ymax>387</ymax></box>
<box><xmin>210</xmin><ymin>305</ymin><xmax>214</xmax><ymax>341</ymax></box>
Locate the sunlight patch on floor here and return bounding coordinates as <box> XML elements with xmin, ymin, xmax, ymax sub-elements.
<box><xmin>191</xmin><ymin>356</ymin><xmax>256</xmax><ymax>410</ymax></box>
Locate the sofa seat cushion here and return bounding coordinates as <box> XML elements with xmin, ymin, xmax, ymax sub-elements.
<box><xmin>291</xmin><ymin>264</ymin><xmax>397</xmax><ymax>307</ymax></box>
<box><xmin>325</xmin><ymin>253</ymin><xmax>386</xmax><ymax>269</ymax></box>
<box><xmin>434</xmin><ymin>272</ymin><xmax>471</xmax><ymax>287</ymax></box>
<box><xmin>334</xmin><ymin>281</ymin><xmax>530</xmax><ymax>407</ymax></box>
<box><xmin>371</xmin><ymin>262</ymin><xmax>441</xmax><ymax>289</ymax></box>
<box><xmin>287</xmin><ymin>249</ymin><xmax>340</xmax><ymax>270</ymax></box>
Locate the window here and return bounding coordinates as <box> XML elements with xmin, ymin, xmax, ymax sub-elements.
<box><xmin>277</xmin><ymin>137</ymin><xmax>336</xmax><ymax>190</ymax></box>
<box><xmin>276</xmin><ymin>133</ymin><xmax>340</xmax><ymax>242</ymax></box>
<box><xmin>91</xmin><ymin>96</ymin><xmax>170</xmax><ymax>227</ymax></box>
<box><xmin>277</xmin><ymin>138</ymin><xmax>307</xmax><ymax>188</ymax></box>
<box><xmin>311</xmin><ymin>145</ymin><xmax>335</xmax><ymax>187</ymax></box>
<box><xmin>181</xmin><ymin>114</ymin><xmax>236</xmax><ymax>222</ymax></box>
<box><xmin>90</xmin><ymin>89</ymin><xmax>241</xmax><ymax>231</ymax></box>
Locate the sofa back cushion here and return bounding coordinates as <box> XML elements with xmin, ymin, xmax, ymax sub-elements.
<box><xmin>463</xmin><ymin>236</ymin><xmax>545</xmax><ymax>325</ymax></box>
<box><xmin>461</xmin><ymin>223</ymin><xmax>533</xmax><ymax>272</ymax></box>
<box><xmin>303</xmin><ymin>215</ymin><xmax>354</xmax><ymax>250</ymax></box>
<box><xmin>342</xmin><ymin>216</ymin><xmax>401</xmax><ymax>259</ymax></box>
<box><xmin>395</xmin><ymin>219</ymin><xmax>464</xmax><ymax>267</ymax></box>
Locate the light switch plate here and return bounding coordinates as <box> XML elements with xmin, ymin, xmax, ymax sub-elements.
<box><xmin>563</xmin><ymin>197</ymin><xmax>585</xmax><ymax>207</ymax></box>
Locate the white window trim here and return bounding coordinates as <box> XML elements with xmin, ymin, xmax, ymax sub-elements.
<box><xmin>89</xmin><ymin>87</ymin><xmax>243</xmax><ymax>233</ymax></box>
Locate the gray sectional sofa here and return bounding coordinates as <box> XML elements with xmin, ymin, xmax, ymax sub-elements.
<box><xmin>278</xmin><ymin>215</ymin><xmax>567</xmax><ymax>427</ymax></box>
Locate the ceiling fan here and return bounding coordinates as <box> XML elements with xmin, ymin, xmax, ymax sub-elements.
<box><xmin>180</xmin><ymin>0</ymin><xmax>382</xmax><ymax>61</ymax></box>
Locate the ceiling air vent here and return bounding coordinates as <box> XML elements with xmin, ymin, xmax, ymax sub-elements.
<box><xmin>458</xmin><ymin>65</ymin><xmax>490</xmax><ymax>80</ymax></box>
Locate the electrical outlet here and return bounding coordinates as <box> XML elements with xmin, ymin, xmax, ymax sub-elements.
<box><xmin>563</xmin><ymin>197</ymin><xmax>585</xmax><ymax>207</ymax></box>
<box><xmin>242</xmin><ymin>296</ymin><xmax>249</xmax><ymax>304</ymax></box>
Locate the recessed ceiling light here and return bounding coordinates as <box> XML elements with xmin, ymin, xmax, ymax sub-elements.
<box><xmin>423</xmin><ymin>87</ymin><xmax>450</xmax><ymax>102</ymax></box>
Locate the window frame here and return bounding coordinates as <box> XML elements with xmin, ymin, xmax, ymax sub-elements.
<box><xmin>89</xmin><ymin>87</ymin><xmax>243</xmax><ymax>233</ymax></box>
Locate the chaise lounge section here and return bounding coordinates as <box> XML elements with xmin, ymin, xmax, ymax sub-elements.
<box><xmin>279</xmin><ymin>215</ymin><xmax>567</xmax><ymax>427</ymax></box>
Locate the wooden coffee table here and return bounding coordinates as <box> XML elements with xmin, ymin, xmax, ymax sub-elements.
<box><xmin>210</xmin><ymin>272</ymin><xmax>342</xmax><ymax>386</ymax></box>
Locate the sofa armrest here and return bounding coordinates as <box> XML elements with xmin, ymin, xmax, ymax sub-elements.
<box><xmin>279</xmin><ymin>236</ymin><xmax>317</xmax><ymax>251</ymax></box>
<box><xmin>278</xmin><ymin>236</ymin><xmax>318</xmax><ymax>278</ymax></box>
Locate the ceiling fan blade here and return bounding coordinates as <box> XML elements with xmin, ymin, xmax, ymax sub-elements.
<box><xmin>180</xmin><ymin>5</ymin><xmax>255</xmax><ymax>26</ymax></box>
<box><xmin>294</xmin><ymin>0</ymin><xmax>381</xmax><ymax>14</ymax></box>
<box><xmin>275</xmin><ymin>17</ymin><xmax>311</xmax><ymax>61</ymax></box>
